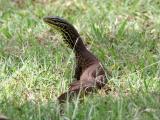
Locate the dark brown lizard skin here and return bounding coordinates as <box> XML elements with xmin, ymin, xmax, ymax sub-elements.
<box><xmin>0</xmin><ymin>116</ymin><xmax>8</xmax><ymax>120</ymax></box>
<box><xmin>43</xmin><ymin>16</ymin><xmax>109</xmax><ymax>103</ymax></box>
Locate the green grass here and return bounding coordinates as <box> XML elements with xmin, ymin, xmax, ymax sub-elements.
<box><xmin>0</xmin><ymin>0</ymin><xmax>160</xmax><ymax>120</ymax></box>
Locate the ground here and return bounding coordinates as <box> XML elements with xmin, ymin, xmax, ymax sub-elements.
<box><xmin>0</xmin><ymin>0</ymin><xmax>160</xmax><ymax>120</ymax></box>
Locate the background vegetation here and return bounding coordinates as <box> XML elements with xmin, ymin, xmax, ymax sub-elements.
<box><xmin>0</xmin><ymin>0</ymin><xmax>160</xmax><ymax>120</ymax></box>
